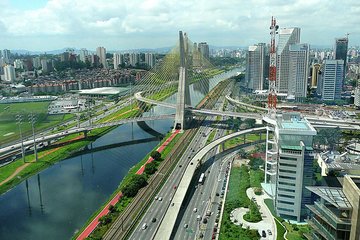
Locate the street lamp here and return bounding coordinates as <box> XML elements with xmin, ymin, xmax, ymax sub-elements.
<box><xmin>16</xmin><ymin>114</ymin><xmax>26</xmax><ymax>163</ymax></box>
<box><xmin>28</xmin><ymin>113</ymin><xmax>38</xmax><ymax>162</ymax></box>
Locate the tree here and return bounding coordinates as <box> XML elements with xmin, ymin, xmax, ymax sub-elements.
<box><xmin>144</xmin><ymin>162</ymin><xmax>157</xmax><ymax>175</ymax></box>
<box><xmin>150</xmin><ymin>151</ymin><xmax>161</xmax><ymax>161</ymax></box>
<box><xmin>121</xmin><ymin>174</ymin><xmax>148</xmax><ymax>197</ymax></box>
<box><xmin>99</xmin><ymin>215</ymin><xmax>112</xmax><ymax>225</ymax></box>
<box><xmin>244</xmin><ymin>119</ymin><xmax>256</xmax><ymax>128</ymax></box>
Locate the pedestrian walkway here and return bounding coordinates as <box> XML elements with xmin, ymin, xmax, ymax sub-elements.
<box><xmin>230</xmin><ymin>188</ymin><xmax>276</xmax><ymax>240</ymax></box>
<box><xmin>76</xmin><ymin>192</ymin><xmax>123</xmax><ymax>240</ymax></box>
<box><xmin>136</xmin><ymin>130</ymin><xmax>179</xmax><ymax>174</ymax></box>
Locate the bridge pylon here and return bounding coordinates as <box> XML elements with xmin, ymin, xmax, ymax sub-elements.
<box><xmin>173</xmin><ymin>31</ymin><xmax>187</xmax><ymax>132</ymax></box>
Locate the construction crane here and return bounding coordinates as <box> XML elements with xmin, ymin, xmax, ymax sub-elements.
<box><xmin>267</xmin><ymin>16</ymin><xmax>279</xmax><ymax>117</ymax></box>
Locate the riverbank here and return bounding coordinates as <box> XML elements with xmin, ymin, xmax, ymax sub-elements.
<box><xmin>74</xmin><ymin>130</ymin><xmax>182</xmax><ymax>239</ymax></box>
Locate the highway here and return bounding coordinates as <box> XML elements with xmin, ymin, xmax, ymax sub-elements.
<box><xmin>171</xmin><ymin>119</ymin><xmax>228</xmax><ymax>240</ymax></box>
<box><xmin>128</xmin><ymin>119</ymin><xmax>214</xmax><ymax>240</ymax></box>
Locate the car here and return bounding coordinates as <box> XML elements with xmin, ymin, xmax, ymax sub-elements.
<box><xmin>199</xmin><ymin>233</ymin><xmax>204</xmax><ymax>238</ymax></box>
<box><xmin>262</xmin><ymin>230</ymin><xmax>266</xmax><ymax>237</ymax></box>
<box><xmin>190</xmin><ymin>162</ymin><xmax>193</xmax><ymax>165</ymax></box>
<box><xmin>193</xmin><ymin>208</ymin><xmax>197</xmax><ymax>213</ymax></box>
<box><xmin>152</xmin><ymin>218</ymin><xmax>156</xmax><ymax>223</ymax></box>
<box><xmin>206</xmin><ymin>210</ymin><xmax>211</xmax><ymax>216</ymax></box>
<box><xmin>141</xmin><ymin>223</ymin><xmax>147</xmax><ymax>230</ymax></box>
<box><xmin>184</xmin><ymin>224</ymin><xmax>188</xmax><ymax>228</ymax></box>
<box><xmin>158</xmin><ymin>197</ymin><xmax>162</xmax><ymax>201</ymax></box>
<box><xmin>267</xmin><ymin>229</ymin><xmax>272</xmax><ymax>235</ymax></box>
<box><xmin>179</xmin><ymin>165</ymin><xmax>182</xmax><ymax>167</ymax></box>
<box><xmin>203</xmin><ymin>218</ymin><xmax>208</xmax><ymax>224</ymax></box>
<box><xmin>155</xmin><ymin>196</ymin><xmax>158</xmax><ymax>200</ymax></box>
<box><xmin>173</xmin><ymin>185</ymin><xmax>177</xmax><ymax>189</ymax></box>
<box><xmin>197</xmin><ymin>215</ymin><xmax>201</xmax><ymax>221</ymax></box>
<box><xmin>218</xmin><ymin>206</ymin><xmax>221</xmax><ymax>210</ymax></box>
<box><xmin>216</xmin><ymin>193</ymin><xmax>220</xmax><ymax>196</ymax></box>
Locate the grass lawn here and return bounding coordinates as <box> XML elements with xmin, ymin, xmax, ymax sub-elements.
<box><xmin>0</xmin><ymin>102</ymin><xmax>74</xmax><ymax>144</ymax></box>
<box><xmin>219</xmin><ymin>165</ymin><xmax>259</xmax><ymax>240</ymax></box>
<box><xmin>264</xmin><ymin>199</ymin><xmax>309</xmax><ymax>240</ymax></box>
<box><xmin>249</xmin><ymin>169</ymin><xmax>264</xmax><ymax>188</ymax></box>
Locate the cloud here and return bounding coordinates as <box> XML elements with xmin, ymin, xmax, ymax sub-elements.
<box><xmin>0</xmin><ymin>0</ymin><xmax>359</xmax><ymax>50</ymax></box>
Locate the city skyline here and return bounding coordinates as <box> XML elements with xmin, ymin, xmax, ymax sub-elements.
<box><xmin>1</xmin><ymin>0</ymin><xmax>360</xmax><ymax>51</ymax></box>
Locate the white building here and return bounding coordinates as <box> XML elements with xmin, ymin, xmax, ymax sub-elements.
<box><xmin>277</xmin><ymin>28</ymin><xmax>301</xmax><ymax>94</ymax></box>
<box><xmin>14</xmin><ymin>59</ymin><xmax>23</xmax><ymax>69</ymax></box>
<box><xmin>144</xmin><ymin>53</ymin><xmax>155</xmax><ymax>68</ymax></box>
<box><xmin>318</xmin><ymin>59</ymin><xmax>344</xmax><ymax>101</ymax></box>
<box><xmin>4</xmin><ymin>65</ymin><xmax>16</xmax><ymax>82</ymax></box>
<box><xmin>265</xmin><ymin>112</ymin><xmax>316</xmax><ymax>222</ymax></box>
<box><xmin>129</xmin><ymin>53</ymin><xmax>140</xmax><ymax>67</ymax></box>
<box><xmin>354</xmin><ymin>87</ymin><xmax>360</xmax><ymax>108</ymax></box>
<box><xmin>245</xmin><ymin>43</ymin><xmax>266</xmax><ymax>91</ymax></box>
<box><xmin>113</xmin><ymin>53</ymin><xmax>124</xmax><ymax>69</ymax></box>
<box><xmin>96</xmin><ymin>46</ymin><xmax>107</xmax><ymax>68</ymax></box>
<box><xmin>2</xmin><ymin>49</ymin><xmax>11</xmax><ymax>63</ymax></box>
<box><xmin>79</xmin><ymin>48</ymin><xmax>88</xmax><ymax>63</ymax></box>
<box><xmin>288</xmin><ymin>43</ymin><xmax>310</xmax><ymax>100</ymax></box>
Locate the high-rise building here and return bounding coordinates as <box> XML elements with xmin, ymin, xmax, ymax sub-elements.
<box><xmin>245</xmin><ymin>43</ymin><xmax>266</xmax><ymax>91</ymax></box>
<box><xmin>79</xmin><ymin>49</ymin><xmax>88</xmax><ymax>63</ymax></box>
<box><xmin>113</xmin><ymin>53</ymin><xmax>124</xmax><ymax>69</ymax></box>
<box><xmin>198</xmin><ymin>42</ymin><xmax>210</xmax><ymax>59</ymax></box>
<box><xmin>33</xmin><ymin>57</ymin><xmax>41</xmax><ymax>69</ymax></box>
<box><xmin>265</xmin><ymin>112</ymin><xmax>317</xmax><ymax>222</ymax></box>
<box><xmin>311</xmin><ymin>63</ymin><xmax>321</xmax><ymax>89</ymax></box>
<box><xmin>144</xmin><ymin>53</ymin><xmax>155</xmax><ymax>68</ymax></box>
<box><xmin>355</xmin><ymin>87</ymin><xmax>360</xmax><ymax>109</ymax></box>
<box><xmin>288</xmin><ymin>43</ymin><xmax>310</xmax><ymax>100</ymax></box>
<box><xmin>4</xmin><ymin>65</ymin><xmax>16</xmax><ymax>82</ymax></box>
<box><xmin>13</xmin><ymin>59</ymin><xmax>23</xmax><ymax>69</ymax></box>
<box><xmin>335</xmin><ymin>37</ymin><xmax>348</xmax><ymax>81</ymax></box>
<box><xmin>129</xmin><ymin>53</ymin><xmax>140</xmax><ymax>67</ymax></box>
<box><xmin>306</xmin><ymin>175</ymin><xmax>360</xmax><ymax>240</ymax></box>
<box><xmin>96</xmin><ymin>47</ymin><xmax>107</xmax><ymax>68</ymax></box>
<box><xmin>2</xmin><ymin>49</ymin><xmax>11</xmax><ymax>63</ymax></box>
<box><xmin>318</xmin><ymin>59</ymin><xmax>344</xmax><ymax>101</ymax></box>
<box><xmin>276</xmin><ymin>28</ymin><xmax>301</xmax><ymax>94</ymax></box>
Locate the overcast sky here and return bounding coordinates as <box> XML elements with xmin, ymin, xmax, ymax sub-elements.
<box><xmin>0</xmin><ymin>0</ymin><xmax>359</xmax><ymax>51</ymax></box>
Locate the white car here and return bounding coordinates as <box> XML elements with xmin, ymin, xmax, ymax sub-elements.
<box><xmin>193</xmin><ymin>208</ymin><xmax>197</xmax><ymax>213</ymax></box>
<box><xmin>141</xmin><ymin>223</ymin><xmax>147</xmax><ymax>230</ymax></box>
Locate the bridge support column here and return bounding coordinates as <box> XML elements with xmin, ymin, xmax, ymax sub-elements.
<box><xmin>173</xmin><ymin>31</ymin><xmax>186</xmax><ymax>132</ymax></box>
<box><xmin>84</xmin><ymin>130</ymin><xmax>88</xmax><ymax>138</ymax></box>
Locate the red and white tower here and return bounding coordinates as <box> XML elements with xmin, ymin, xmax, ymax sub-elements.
<box><xmin>268</xmin><ymin>16</ymin><xmax>279</xmax><ymax>117</ymax></box>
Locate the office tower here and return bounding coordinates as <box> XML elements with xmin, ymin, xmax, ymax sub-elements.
<box><xmin>245</xmin><ymin>43</ymin><xmax>266</xmax><ymax>91</ymax></box>
<box><xmin>265</xmin><ymin>112</ymin><xmax>316</xmax><ymax>222</ymax></box>
<box><xmin>41</xmin><ymin>59</ymin><xmax>53</xmax><ymax>72</ymax></box>
<box><xmin>113</xmin><ymin>53</ymin><xmax>124</xmax><ymax>69</ymax></box>
<box><xmin>355</xmin><ymin>87</ymin><xmax>360</xmax><ymax>108</ymax></box>
<box><xmin>335</xmin><ymin>37</ymin><xmax>348</xmax><ymax>81</ymax></box>
<box><xmin>306</xmin><ymin>175</ymin><xmax>360</xmax><ymax>240</ymax></box>
<box><xmin>96</xmin><ymin>47</ymin><xmax>107</xmax><ymax>68</ymax></box>
<box><xmin>318</xmin><ymin>59</ymin><xmax>344</xmax><ymax>101</ymax></box>
<box><xmin>288</xmin><ymin>43</ymin><xmax>310</xmax><ymax>100</ymax></box>
<box><xmin>276</xmin><ymin>28</ymin><xmax>301</xmax><ymax>94</ymax></box>
<box><xmin>198</xmin><ymin>42</ymin><xmax>210</xmax><ymax>59</ymax></box>
<box><xmin>311</xmin><ymin>63</ymin><xmax>321</xmax><ymax>88</ymax></box>
<box><xmin>79</xmin><ymin>49</ymin><xmax>88</xmax><ymax>63</ymax></box>
<box><xmin>2</xmin><ymin>49</ymin><xmax>11</xmax><ymax>63</ymax></box>
<box><xmin>4</xmin><ymin>65</ymin><xmax>16</xmax><ymax>82</ymax></box>
<box><xmin>129</xmin><ymin>53</ymin><xmax>140</xmax><ymax>67</ymax></box>
<box><xmin>144</xmin><ymin>53</ymin><xmax>155</xmax><ymax>68</ymax></box>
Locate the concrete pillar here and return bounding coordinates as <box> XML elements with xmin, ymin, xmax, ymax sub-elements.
<box><xmin>84</xmin><ymin>130</ymin><xmax>88</xmax><ymax>138</ymax></box>
<box><xmin>173</xmin><ymin>31</ymin><xmax>186</xmax><ymax>132</ymax></box>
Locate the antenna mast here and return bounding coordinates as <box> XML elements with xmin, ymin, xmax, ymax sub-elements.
<box><xmin>268</xmin><ymin>16</ymin><xmax>279</xmax><ymax>117</ymax></box>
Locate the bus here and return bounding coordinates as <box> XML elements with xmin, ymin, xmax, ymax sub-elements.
<box><xmin>198</xmin><ymin>173</ymin><xmax>205</xmax><ymax>184</ymax></box>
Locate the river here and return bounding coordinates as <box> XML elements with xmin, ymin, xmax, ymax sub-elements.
<box><xmin>0</xmin><ymin>68</ymin><xmax>240</xmax><ymax>240</ymax></box>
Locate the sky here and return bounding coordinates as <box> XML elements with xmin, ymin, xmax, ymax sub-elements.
<box><xmin>0</xmin><ymin>0</ymin><xmax>359</xmax><ymax>51</ymax></box>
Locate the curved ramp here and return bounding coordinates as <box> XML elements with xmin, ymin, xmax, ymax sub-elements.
<box><xmin>153</xmin><ymin>127</ymin><xmax>267</xmax><ymax>240</ymax></box>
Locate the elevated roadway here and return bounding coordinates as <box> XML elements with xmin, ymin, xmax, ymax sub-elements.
<box><xmin>0</xmin><ymin>114</ymin><xmax>174</xmax><ymax>156</ymax></box>
<box><xmin>153</xmin><ymin>127</ymin><xmax>267</xmax><ymax>240</ymax></box>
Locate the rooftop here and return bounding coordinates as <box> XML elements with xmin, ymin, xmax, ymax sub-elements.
<box><xmin>77</xmin><ymin>87</ymin><xmax>129</xmax><ymax>95</ymax></box>
<box><xmin>306</xmin><ymin>186</ymin><xmax>352</xmax><ymax>210</ymax></box>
